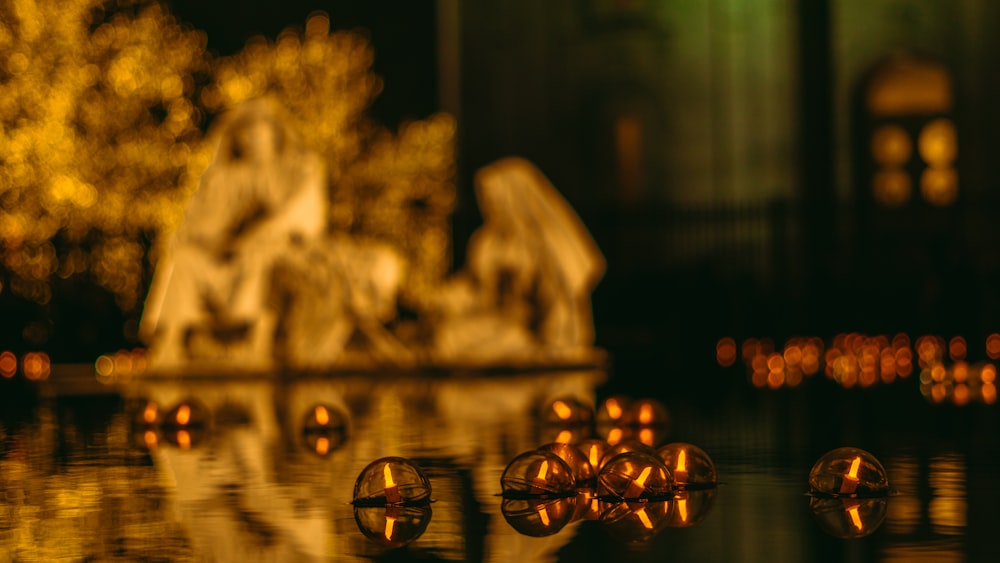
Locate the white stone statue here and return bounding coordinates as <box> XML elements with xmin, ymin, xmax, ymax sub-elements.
<box><xmin>424</xmin><ymin>157</ymin><xmax>606</xmax><ymax>364</ymax></box>
<box><xmin>140</xmin><ymin>99</ymin><xmax>327</xmax><ymax>371</ymax></box>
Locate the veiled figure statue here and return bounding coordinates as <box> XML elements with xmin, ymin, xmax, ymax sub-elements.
<box><xmin>140</xmin><ymin>99</ymin><xmax>327</xmax><ymax>371</ymax></box>
<box><xmin>422</xmin><ymin>157</ymin><xmax>606</xmax><ymax>365</ymax></box>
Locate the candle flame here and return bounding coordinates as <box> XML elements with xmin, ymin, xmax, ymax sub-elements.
<box><xmin>848</xmin><ymin>505</ymin><xmax>863</xmax><ymax>530</ymax></box>
<box><xmin>143</xmin><ymin>430</ymin><xmax>158</xmax><ymax>449</ymax></box>
<box><xmin>636</xmin><ymin>507</ymin><xmax>654</xmax><ymax>529</ymax></box>
<box><xmin>639</xmin><ymin>404</ymin><xmax>652</xmax><ymax>425</ymax></box>
<box><xmin>677</xmin><ymin>449</ymin><xmax>687</xmax><ymax>473</ymax></box>
<box><xmin>537</xmin><ymin>460</ymin><xmax>549</xmax><ymax>480</ymax></box>
<box><xmin>176</xmin><ymin>404</ymin><xmax>191</xmax><ymax>426</ymax></box>
<box><xmin>552</xmin><ymin>400</ymin><xmax>573</xmax><ymax>420</ymax></box>
<box><xmin>384</xmin><ymin>515</ymin><xmax>396</xmax><ymax>540</ymax></box>
<box><xmin>384</xmin><ymin>463</ymin><xmax>396</xmax><ymax>487</ymax></box>
<box><xmin>538</xmin><ymin>506</ymin><xmax>550</xmax><ymax>527</ymax></box>
<box><xmin>315</xmin><ymin>436</ymin><xmax>330</xmax><ymax>455</ymax></box>
<box><xmin>587</xmin><ymin>445</ymin><xmax>600</xmax><ymax>468</ymax></box>
<box><xmin>177</xmin><ymin>430</ymin><xmax>191</xmax><ymax>450</ymax></box>
<box><xmin>607</xmin><ymin>427</ymin><xmax>623</xmax><ymax>445</ymax></box>
<box><xmin>678</xmin><ymin>498</ymin><xmax>688</xmax><ymax>522</ymax></box>
<box><xmin>555</xmin><ymin>429</ymin><xmax>573</xmax><ymax>444</ymax></box>
<box><xmin>847</xmin><ymin>456</ymin><xmax>861</xmax><ymax>480</ymax></box>
<box><xmin>314</xmin><ymin>405</ymin><xmax>330</xmax><ymax>426</ymax></box>
<box><xmin>143</xmin><ymin>403</ymin><xmax>158</xmax><ymax>424</ymax></box>
<box><xmin>634</xmin><ymin>466</ymin><xmax>652</xmax><ymax>487</ymax></box>
<box><xmin>606</xmin><ymin>399</ymin><xmax>623</xmax><ymax>420</ymax></box>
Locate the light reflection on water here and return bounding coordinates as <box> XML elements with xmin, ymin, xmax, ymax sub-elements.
<box><xmin>1</xmin><ymin>371</ymin><xmax>998</xmax><ymax>562</ymax></box>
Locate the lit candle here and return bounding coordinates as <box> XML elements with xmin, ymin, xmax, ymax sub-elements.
<box><xmin>635</xmin><ymin>507</ymin><xmax>654</xmax><ymax>529</ymax></box>
<box><xmin>839</xmin><ymin>456</ymin><xmax>861</xmax><ymax>495</ymax></box>
<box><xmin>314</xmin><ymin>405</ymin><xmax>330</xmax><ymax>426</ymax></box>
<box><xmin>384</xmin><ymin>463</ymin><xmax>402</xmax><ymax>504</ymax></box>
<box><xmin>674</xmin><ymin>449</ymin><xmax>688</xmax><ymax>485</ymax></box>
<box><xmin>175</xmin><ymin>404</ymin><xmax>191</xmax><ymax>426</ymax></box>
<box><xmin>176</xmin><ymin>429</ymin><xmax>191</xmax><ymax>450</ymax></box>
<box><xmin>143</xmin><ymin>403</ymin><xmax>158</xmax><ymax>424</ymax></box>
<box><xmin>530</xmin><ymin>460</ymin><xmax>550</xmax><ymax>494</ymax></box>
<box><xmin>624</xmin><ymin>466</ymin><xmax>652</xmax><ymax>499</ymax></box>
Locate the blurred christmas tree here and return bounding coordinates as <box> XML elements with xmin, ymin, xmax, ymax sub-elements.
<box><xmin>0</xmin><ymin>0</ymin><xmax>454</xmax><ymax>360</ymax></box>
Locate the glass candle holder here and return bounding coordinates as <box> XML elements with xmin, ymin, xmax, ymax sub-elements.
<box><xmin>808</xmin><ymin>497</ymin><xmax>888</xmax><ymax>538</ymax></box>
<box><xmin>576</xmin><ymin>438</ymin><xmax>610</xmax><ymax>474</ymax></box>
<box><xmin>353</xmin><ymin>457</ymin><xmax>432</xmax><ymax>506</ymax></box>
<box><xmin>666</xmin><ymin>489</ymin><xmax>717</xmax><ymax>527</ymax></box>
<box><xmin>501</xmin><ymin>450</ymin><xmax>577</xmax><ymax>498</ymax></box>
<box><xmin>354</xmin><ymin>504</ymin><xmax>432</xmax><ymax>548</ymax></box>
<box><xmin>808</xmin><ymin>447</ymin><xmax>889</xmax><ymax>498</ymax></box>
<box><xmin>163</xmin><ymin>399</ymin><xmax>209</xmax><ymax>430</ymax></box>
<box><xmin>596</xmin><ymin>395</ymin><xmax>631</xmax><ymax>427</ymax></box>
<box><xmin>301</xmin><ymin>403</ymin><xmax>349</xmax><ymax>457</ymax></box>
<box><xmin>501</xmin><ymin>496</ymin><xmax>578</xmax><ymax>537</ymax></box>
<box><xmin>597</xmin><ymin>451</ymin><xmax>672</xmax><ymax>501</ymax></box>
<box><xmin>656</xmin><ymin>442</ymin><xmax>717</xmax><ymax>489</ymax></box>
<box><xmin>537</xmin><ymin>442</ymin><xmax>596</xmax><ymax>490</ymax></box>
<box><xmin>599</xmin><ymin>500</ymin><xmax>672</xmax><ymax>544</ymax></box>
<box><xmin>621</xmin><ymin>398</ymin><xmax>669</xmax><ymax>429</ymax></box>
<box><xmin>599</xmin><ymin>439</ymin><xmax>656</xmax><ymax>471</ymax></box>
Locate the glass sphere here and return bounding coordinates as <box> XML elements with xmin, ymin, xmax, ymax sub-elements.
<box><xmin>599</xmin><ymin>439</ymin><xmax>656</xmax><ymax>471</ymax></box>
<box><xmin>597</xmin><ymin>451</ymin><xmax>672</xmax><ymax>501</ymax></box>
<box><xmin>809</xmin><ymin>447</ymin><xmax>889</xmax><ymax>498</ymax></box>
<box><xmin>354</xmin><ymin>504</ymin><xmax>432</xmax><ymax>548</ymax></box>
<box><xmin>599</xmin><ymin>500</ymin><xmax>672</xmax><ymax>544</ymax></box>
<box><xmin>501</xmin><ymin>450</ymin><xmax>577</xmax><ymax>498</ymax></box>
<box><xmin>809</xmin><ymin>497</ymin><xmax>888</xmax><ymax>538</ymax></box>
<box><xmin>540</xmin><ymin>396</ymin><xmax>594</xmax><ymax>428</ymax></box>
<box><xmin>656</xmin><ymin>442</ymin><xmax>717</xmax><ymax>489</ymax></box>
<box><xmin>621</xmin><ymin>398</ymin><xmax>669</xmax><ymax>428</ymax></box>
<box><xmin>666</xmin><ymin>489</ymin><xmax>717</xmax><ymax>527</ymax></box>
<box><xmin>537</xmin><ymin>442</ymin><xmax>596</xmax><ymax>489</ymax></box>
<box><xmin>163</xmin><ymin>399</ymin><xmax>210</xmax><ymax>430</ymax></box>
<box><xmin>302</xmin><ymin>403</ymin><xmax>349</xmax><ymax>457</ymax></box>
<box><xmin>501</xmin><ymin>496</ymin><xmax>577</xmax><ymax>537</ymax></box>
<box><xmin>353</xmin><ymin>457</ymin><xmax>432</xmax><ymax>506</ymax></box>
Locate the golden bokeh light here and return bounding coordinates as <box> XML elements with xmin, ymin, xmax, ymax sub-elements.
<box><xmin>1</xmin><ymin>2</ymin><xmax>456</xmax><ymax>318</ymax></box>
<box><xmin>920</xmin><ymin>166</ymin><xmax>958</xmax><ymax>206</ymax></box>
<box><xmin>872</xmin><ymin>168</ymin><xmax>911</xmax><ymax>206</ymax></box>
<box><xmin>917</xmin><ymin>118</ymin><xmax>957</xmax><ymax>166</ymax></box>
<box><xmin>871</xmin><ymin>124</ymin><xmax>912</xmax><ymax>165</ymax></box>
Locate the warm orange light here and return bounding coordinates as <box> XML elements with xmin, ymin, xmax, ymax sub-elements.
<box><xmin>948</xmin><ymin>336</ymin><xmax>966</xmax><ymax>361</ymax></box>
<box><xmin>716</xmin><ymin>337</ymin><xmax>737</xmax><ymax>367</ymax></box>
<box><xmin>982</xmin><ymin>364</ymin><xmax>996</xmax><ymax>384</ymax></box>
<box><xmin>605</xmin><ymin>399</ymin><xmax>623</xmax><ymax>420</ymax></box>
<box><xmin>315</xmin><ymin>436</ymin><xmax>330</xmax><ymax>455</ymax></box>
<box><xmin>840</xmin><ymin>456</ymin><xmax>861</xmax><ymax>495</ymax></box>
<box><xmin>176</xmin><ymin>430</ymin><xmax>191</xmax><ymax>450</ymax></box>
<box><xmin>95</xmin><ymin>355</ymin><xmax>114</xmax><ymax>380</ymax></box>
<box><xmin>555</xmin><ymin>429</ymin><xmax>573</xmax><ymax>444</ymax></box>
<box><xmin>384</xmin><ymin>463</ymin><xmax>402</xmax><ymax>503</ymax></box>
<box><xmin>0</xmin><ymin>351</ymin><xmax>15</xmax><ymax>378</ymax></box>
<box><xmin>638</xmin><ymin>404</ymin><xmax>652</xmax><ymax>425</ymax></box>
<box><xmin>987</xmin><ymin>334</ymin><xmax>1000</xmax><ymax>360</ymax></box>
<box><xmin>536</xmin><ymin>460</ymin><xmax>550</xmax><ymax>481</ymax></box>
<box><xmin>675</xmin><ymin>448</ymin><xmax>689</xmax><ymax>484</ymax></box>
<box><xmin>538</xmin><ymin>506</ymin><xmax>551</xmax><ymax>527</ymax></box>
<box><xmin>953</xmin><ymin>383</ymin><xmax>970</xmax><ymax>406</ymax></box>
<box><xmin>847</xmin><ymin>456</ymin><xmax>861</xmax><ymax>480</ymax></box>
<box><xmin>848</xmin><ymin>504</ymin><xmax>863</xmax><ymax>530</ymax></box>
<box><xmin>314</xmin><ymin>405</ymin><xmax>330</xmax><ymax>426</ymax></box>
<box><xmin>552</xmin><ymin>400</ymin><xmax>573</xmax><ymax>421</ymax></box>
<box><xmin>143</xmin><ymin>403</ymin><xmax>158</xmax><ymax>424</ymax></box>
<box><xmin>607</xmin><ymin>427</ymin><xmax>623</xmax><ymax>445</ymax></box>
<box><xmin>983</xmin><ymin>382</ymin><xmax>997</xmax><ymax>405</ymax></box>
<box><xmin>635</xmin><ymin>507</ymin><xmax>654</xmax><ymax>529</ymax></box>
<box><xmin>23</xmin><ymin>352</ymin><xmax>50</xmax><ymax>381</ymax></box>
<box><xmin>143</xmin><ymin>430</ymin><xmax>158</xmax><ymax>449</ymax></box>
<box><xmin>678</xmin><ymin>498</ymin><xmax>688</xmax><ymax>522</ymax></box>
<box><xmin>384</xmin><ymin>515</ymin><xmax>397</xmax><ymax>540</ymax></box>
<box><xmin>638</xmin><ymin>428</ymin><xmax>654</xmax><ymax>447</ymax></box>
<box><xmin>175</xmin><ymin>404</ymin><xmax>191</xmax><ymax>426</ymax></box>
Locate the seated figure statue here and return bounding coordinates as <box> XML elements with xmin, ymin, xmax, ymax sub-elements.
<box><xmin>423</xmin><ymin>157</ymin><xmax>606</xmax><ymax>365</ymax></box>
<box><xmin>140</xmin><ymin>99</ymin><xmax>327</xmax><ymax>371</ymax></box>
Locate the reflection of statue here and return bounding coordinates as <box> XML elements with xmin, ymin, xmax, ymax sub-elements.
<box><xmin>425</xmin><ymin>157</ymin><xmax>605</xmax><ymax>364</ymax></box>
<box><xmin>140</xmin><ymin>99</ymin><xmax>327</xmax><ymax>370</ymax></box>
